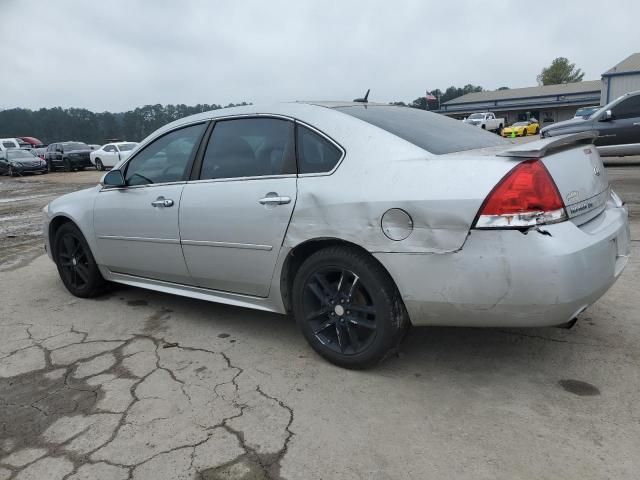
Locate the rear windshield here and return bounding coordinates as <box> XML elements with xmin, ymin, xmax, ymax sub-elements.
<box><xmin>62</xmin><ymin>142</ymin><xmax>89</xmax><ymax>151</ymax></box>
<box><xmin>334</xmin><ymin>105</ymin><xmax>508</xmax><ymax>154</ymax></box>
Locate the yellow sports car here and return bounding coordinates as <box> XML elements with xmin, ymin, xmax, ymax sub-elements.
<box><xmin>502</xmin><ymin>120</ymin><xmax>540</xmax><ymax>137</ymax></box>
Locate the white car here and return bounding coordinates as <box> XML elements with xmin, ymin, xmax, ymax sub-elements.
<box><xmin>0</xmin><ymin>138</ymin><xmax>20</xmax><ymax>159</ymax></box>
<box><xmin>90</xmin><ymin>142</ymin><xmax>138</xmax><ymax>171</ymax></box>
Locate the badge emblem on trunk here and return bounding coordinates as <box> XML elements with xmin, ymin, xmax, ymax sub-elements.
<box><xmin>566</xmin><ymin>191</ymin><xmax>579</xmax><ymax>202</ymax></box>
<box><xmin>593</xmin><ymin>165</ymin><xmax>601</xmax><ymax>176</ymax></box>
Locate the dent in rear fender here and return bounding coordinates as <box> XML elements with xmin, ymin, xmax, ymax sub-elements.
<box><xmin>284</xmin><ymin>156</ymin><xmax>517</xmax><ymax>254</ymax></box>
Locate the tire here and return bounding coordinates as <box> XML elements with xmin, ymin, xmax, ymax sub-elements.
<box><xmin>53</xmin><ymin>222</ymin><xmax>106</xmax><ymax>298</ymax></box>
<box><xmin>95</xmin><ymin>159</ymin><xmax>104</xmax><ymax>171</ymax></box>
<box><xmin>481</xmin><ymin>124</ymin><xmax>486</xmax><ymax>130</ymax></box>
<box><xmin>521</xmin><ymin>129</ymin><xmax>527</xmax><ymax>137</ymax></box>
<box><xmin>291</xmin><ymin>246</ymin><xmax>409</xmax><ymax>369</ymax></box>
<box><xmin>534</xmin><ymin>126</ymin><xmax>540</xmax><ymax>134</ymax></box>
<box><xmin>47</xmin><ymin>160</ymin><xmax>55</xmax><ymax>172</ymax></box>
<box><xmin>8</xmin><ymin>165</ymin><xmax>16</xmax><ymax>177</ymax></box>
<box><xmin>63</xmin><ymin>159</ymin><xmax>72</xmax><ymax>172</ymax></box>
<box><xmin>497</xmin><ymin>124</ymin><xmax>503</xmax><ymax>136</ymax></box>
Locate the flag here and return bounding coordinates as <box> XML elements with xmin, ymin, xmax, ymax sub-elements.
<box><xmin>425</xmin><ymin>91</ymin><xmax>437</xmax><ymax>101</ymax></box>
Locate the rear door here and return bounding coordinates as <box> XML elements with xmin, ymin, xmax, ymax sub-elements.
<box><xmin>93</xmin><ymin>122</ymin><xmax>207</xmax><ymax>284</ymax></box>
<box><xmin>179</xmin><ymin>117</ymin><xmax>297</xmax><ymax>297</ymax></box>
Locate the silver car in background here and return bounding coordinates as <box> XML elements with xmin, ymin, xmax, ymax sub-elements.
<box><xmin>43</xmin><ymin>102</ymin><xmax>630</xmax><ymax>368</ymax></box>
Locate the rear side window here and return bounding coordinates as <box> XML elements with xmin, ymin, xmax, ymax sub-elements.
<box><xmin>296</xmin><ymin>125</ymin><xmax>342</xmax><ymax>174</ymax></box>
<box><xmin>200</xmin><ymin>118</ymin><xmax>294</xmax><ymax>180</ymax></box>
<box><xmin>335</xmin><ymin>105</ymin><xmax>508</xmax><ymax>154</ymax></box>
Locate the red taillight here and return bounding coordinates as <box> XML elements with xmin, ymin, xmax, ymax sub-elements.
<box><xmin>474</xmin><ymin>159</ymin><xmax>567</xmax><ymax>228</ymax></box>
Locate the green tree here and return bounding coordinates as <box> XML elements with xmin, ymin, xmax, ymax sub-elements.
<box><xmin>537</xmin><ymin>57</ymin><xmax>584</xmax><ymax>85</ymax></box>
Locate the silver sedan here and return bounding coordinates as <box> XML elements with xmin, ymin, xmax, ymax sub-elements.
<box><xmin>43</xmin><ymin>102</ymin><xmax>630</xmax><ymax>368</ymax></box>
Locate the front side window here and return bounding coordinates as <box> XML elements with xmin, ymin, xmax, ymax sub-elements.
<box><xmin>104</xmin><ymin>145</ymin><xmax>116</xmax><ymax>152</ymax></box>
<box><xmin>199</xmin><ymin>118</ymin><xmax>294</xmax><ymax>180</ymax></box>
<box><xmin>612</xmin><ymin>95</ymin><xmax>640</xmax><ymax>120</ymax></box>
<box><xmin>296</xmin><ymin>125</ymin><xmax>342</xmax><ymax>174</ymax></box>
<box><xmin>2</xmin><ymin>141</ymin><xmax>16</xmax><ymax>148</ymax></box>
<box><xmin>125</xmin><ymin>123</ymin><xmax>206</xmax><ymax>186</ymax></box>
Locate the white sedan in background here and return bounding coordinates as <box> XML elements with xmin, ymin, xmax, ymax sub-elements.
<box><xmin>90</xmin><ymin>142</ymin><xmax>138</xmax><ymax>171</ymax></box>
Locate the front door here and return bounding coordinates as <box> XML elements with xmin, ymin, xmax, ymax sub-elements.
<box><xmin>93</xmin><ymin>122</ymin><xmax>208</xmax><ymax>284</ymax></box>
<box><xmin>179</xmin><ymin>117</ymin><xmax>297</xmax><ymax>297</ymax></box>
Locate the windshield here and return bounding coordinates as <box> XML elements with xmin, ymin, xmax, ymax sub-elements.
<box><xmin>118</xmin><ymin>143</ymin><xmax>137</xmax><ymax>151</ymax></box>
<box><xmin>335</xmin><ymin>105</ymin><xmax>507</xmax><ymax>155</ymax></box>
<box><xmin>62</xmin><ymin>142</ymin><xmax>89</xmax><ymax>151</ymax></box>
<box><xmin>513</xmin><ymin>122</ymin><xmax>528</xmax><ymax>126</ymax></box>
<box><xmin>8</xmin><ymin>150</ymin><xmax>36</xmax><ymax>159</ymax></box>
<box><xmin>468</xmin><ymin>113</ymin><xmax>484</xmax><ymax>119</ymax></box>
<box><xmin>575</xmin><ymin>106</ymin><xmax>598</xmax><ymax>118</ymax></box>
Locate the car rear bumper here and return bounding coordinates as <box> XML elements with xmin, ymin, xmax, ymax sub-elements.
<box><xmin>374</xmin><ymin>195</ymin><xmax>630</xmax><ymax>327</ymax></box>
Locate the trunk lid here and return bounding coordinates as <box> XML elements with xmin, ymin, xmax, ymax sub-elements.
<box><xmin>497</xmin><ymin>133</ymin><xmax>609</xmax><ymax>225</ymax></box>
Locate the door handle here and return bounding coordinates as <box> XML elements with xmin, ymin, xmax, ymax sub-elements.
<box><xmin>259</xmin><ymin>196</ymin><xmax>291</xmax><ymax>205</ymax></box>
<box><xmin>151</xmin><ymin>197</ymin><xmax>174</xmax><ymax>208</ymax></box>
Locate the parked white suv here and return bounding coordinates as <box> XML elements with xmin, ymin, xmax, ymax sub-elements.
<box><xmin>0</xmin><ymin>138</ymin><xmax>21</xmax><ymax>159</ymax></box>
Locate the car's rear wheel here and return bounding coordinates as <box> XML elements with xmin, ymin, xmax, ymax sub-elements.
<box><xmin>63</xmin><ymin>159</ymin><xmax>72</xmax><ymax>172</ymax></box>
<box><xmin>54</xmin><ymin>223</ymin><xmax>106</xmax><ymax>298</ymax></box>
<box><xmin>95</xmin><ymin>159</ymin><xmax>104</xmax><ymax>171</ymax></box>
<box><xmin>292</xmin><ymin>246</ymin><xmax>408</xmax><ymax>369</ymax></box>
<box><xmin>534</xmin><ymin>126</ymin><xmax>540</xmax><ymax>134</ymax></box>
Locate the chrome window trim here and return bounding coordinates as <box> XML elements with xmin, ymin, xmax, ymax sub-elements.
<box><xmin>294</xmin><ymin>120</ymin><xmax>346</xmax><ymax>177</ymax></box>
<box><xmin>186</xmin><ymin>174</ymin><xmax>296</xmax><ymax>185</ymax></box>
<box><xmin>99</xmin><ymin>181</ymin><xmax>187</xmax><ymax>192</ymax></box>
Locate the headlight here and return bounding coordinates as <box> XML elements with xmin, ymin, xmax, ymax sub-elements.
<box><xmin>10</xmin><ymin>161</ymin><xmax>23</xmax><ymax>167</ymax></box>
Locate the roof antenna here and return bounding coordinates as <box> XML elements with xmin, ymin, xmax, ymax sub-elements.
<box><xmin>353</xmin><ymin>89</ymin><xmax>370</xmax><ymax>103</ymax></box>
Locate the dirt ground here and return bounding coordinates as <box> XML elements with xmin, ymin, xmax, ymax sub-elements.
<box><xmin>0</xmin><ymin>163</ymin><xmax>639</xmax><ymax>480</ymax></box>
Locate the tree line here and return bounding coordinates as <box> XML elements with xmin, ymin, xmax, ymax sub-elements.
<box><xmin>0</xmin><ymin>102</ymin><xmax>251</xmax><ymax>145</ymax></box>
<box><xmin>0</xmin><ymin>57</ymin><xmax>585</xmax><ymax>144</ymax></box>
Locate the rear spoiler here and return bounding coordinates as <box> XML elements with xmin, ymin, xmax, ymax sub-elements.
<box><xmin>496</xmin><ymin>131</ymin><xmax>598</xmax><ymax>158</ymax></box>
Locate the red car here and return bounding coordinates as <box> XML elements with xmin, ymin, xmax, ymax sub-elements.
<box><xmin>18</xmin><ymin>136</ymin><xmax>45</xmax><ymax>148</ymax></box>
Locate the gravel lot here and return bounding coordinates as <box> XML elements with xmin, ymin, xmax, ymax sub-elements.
<box><xmin>0</xmin><ymin>159</ymin><xmax>639</xmax><ymax>479</ymax></box>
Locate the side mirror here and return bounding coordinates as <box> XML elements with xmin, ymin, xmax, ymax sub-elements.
<box><xmin>600</xmin><ymin>110</ymin><xmax>613</xmax><ymax>122</ymax></box>
<box><xmin>101</xmin><ymin>169</ymin><xmax>125</xmax><ymax>188</ymax></box>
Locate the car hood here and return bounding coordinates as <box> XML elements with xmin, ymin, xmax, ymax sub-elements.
<box><xmin>541</xmin><ymin>116</ymin><xmax>591</xmax><ymax>133</ymax></box>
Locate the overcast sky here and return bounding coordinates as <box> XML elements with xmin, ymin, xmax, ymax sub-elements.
<box><xmin>1</xmin><ymin>0</ymin><xmax>638</xmax><ymax>112</ymax></box>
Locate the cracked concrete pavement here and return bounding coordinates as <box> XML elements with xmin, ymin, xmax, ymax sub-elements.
<box><xmin>1</xmin><ymin>167</ymin><xmax>639</xmax><ymax>479</ymax></box>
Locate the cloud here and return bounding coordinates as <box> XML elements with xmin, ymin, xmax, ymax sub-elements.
<box><xmin>1</xmin><ymin>0</ymin><xmax>637</xmax><ymax>111</ymax></box>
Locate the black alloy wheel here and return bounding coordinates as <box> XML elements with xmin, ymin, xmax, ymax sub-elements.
<box><xmin>302</xmin><ymin>267</ymin><xmax>377</xmax><ymax>356</ymax></box>
<box><xmin>54</xmin><ymin>223</ymin><xmax>105</xmax><ymax>297</ymax></box>
<box><xmin>63</xmin><ymin>159</ymin><xmax>72</xmax><ymax>172</ymax></box>
<box><xmin>292</xmin><ymin>246</ymin><xmax>409</xmax><ymax>369</ymax></box>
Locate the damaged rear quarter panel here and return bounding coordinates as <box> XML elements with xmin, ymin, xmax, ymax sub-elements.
<box><xmin>284</xmin><ymin>142</ymin><xmax>519</xmax><ymax>254</ymax></box>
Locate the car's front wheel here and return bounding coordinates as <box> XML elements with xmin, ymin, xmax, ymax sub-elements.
<box><xmin>8</xmin><ymin>165</ymin><xmax>16</xmax><ymax>177</ymax></box>
<box><xmin>54</xmin><ymin>222</ymin><xmax>106</xmax><ymax>298</ymax></box>
<box><xmin>292</xmin><ymin>246</ymin><xmax>408</xmax><ymax>369</ymax></box>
